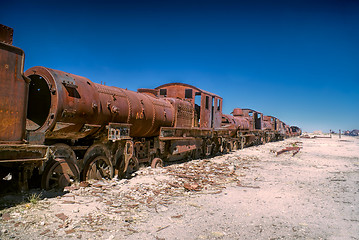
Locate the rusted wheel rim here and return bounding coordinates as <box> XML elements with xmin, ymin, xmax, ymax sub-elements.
<box><xmin>84</xmin><ymin>155</ymin><xmax>112</xmax><ymax>181</ymax></box>
<box><xmin>127</xmin><ymin>157</ymin><xmax>139</xmax><ymax>173</ymax></box>
<box><xmin>151</xmin><ymin>158</ymin><xmax>163</xmax><ymax>168</ymax></box>
<box><xmin>115</xmin><ymin>156</ymin><xmax>139</xmax><ymax>179</ymax></box>
<box><xmin>41</xmin><ymin>158</ymin><xmax>80</xmax><ymax>190</ymax></box>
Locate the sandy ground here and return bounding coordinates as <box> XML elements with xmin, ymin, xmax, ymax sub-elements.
<box><xmin>0</xmin><ymin>134</ymin><xmax>358</xmax><ymax>240</ymax></box>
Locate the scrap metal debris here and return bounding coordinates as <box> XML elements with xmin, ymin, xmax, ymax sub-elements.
<box><xmin>300</xmin><ymin>135</ymin><xmax>331</xmax><ymax>139</ymax></box>
<box><xmin>55</xmin><ymin>213</ymin><xmax>68</xmax><ymax>221</ymax></box>
<box><xmin>276</xmin><ymin>147</ymin><xmax>301</xmax><ymax>156</ymax></box>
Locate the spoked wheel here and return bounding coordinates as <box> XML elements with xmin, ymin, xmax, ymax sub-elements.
<box><xmin>41</xmin><ymin>158</ymin><xmax>80</xmax><ymax>190</ymax></box>
<box><xmin>82</xmin><ymin>144</ymin><xmax>113</xmax><ymax>181</ymax></box>
<box><xmin>117</xmin><ymin>156</ymin><xmax>139</xmax><ymax>179</ymax></box>
<box><xmin>83</xmin><ymin>155</ymin><xmax>113</xmax><ymax>181</ymax></box>
<box><xmin>151</xmin><ymin>158</ymin><xmax>163</xmax><ymax>168</ymax></box>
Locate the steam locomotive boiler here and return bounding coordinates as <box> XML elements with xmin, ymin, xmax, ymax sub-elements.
<box><xmin>25</xmin><ymin>66</ymin><xmax>176</xmax><ymax>139</ymax></box>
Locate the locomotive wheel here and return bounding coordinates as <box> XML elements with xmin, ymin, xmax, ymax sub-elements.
<box><xmin>82</xmin><ymin>155</ymin><xmax>112</xmax><ymax>180</ymax></box>
<box><xmin>50</xmin><ymin>143</ymin><xmax>76</xmax><ymax>164</ymax></box>
<box><xmin>151</xmin><ymin>158</ymin><xmax>163</xmax><ymax>168</ymax></box>
<box><xmin>127</xmin><ymin>157</ymin><xmax>139</xmax><ymax>174</ymax></box>
<box><xmin>117</xmin><ymin>157</ymin><xmax>139</xmax><ymax>179</ymax></box>
<box><xmin>82</xmin><ymin>144</ymin><xmax>113</xmax><ymax>181</ymax></box>
<box><xmin>41</xmin><ymin>158</ymin><xmax>80</xmax><ymax>190</ymax></box>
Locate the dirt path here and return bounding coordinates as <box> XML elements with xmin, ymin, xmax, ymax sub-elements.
<box><xmin>1</xmin><ymin>135</ymin><xmax>358</xmax><ymax>239</ymax></box>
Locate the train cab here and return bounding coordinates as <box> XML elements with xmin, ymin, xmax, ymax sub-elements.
<box><xmin>154</xmin><ymin>83</ymin><xmax>223</xmax><ymax>129</ymax></box>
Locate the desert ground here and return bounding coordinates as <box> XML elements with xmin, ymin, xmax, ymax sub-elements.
<box><xmin>1</xmin><ymin>134</ymin><xmax>358</xmax><ymax>240</ymax></box>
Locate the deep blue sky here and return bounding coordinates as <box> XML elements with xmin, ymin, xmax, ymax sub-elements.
<box><xmin>2</xmin><ymin>0</ymin><xmax>358</xmax><ymax>132</ymax></box>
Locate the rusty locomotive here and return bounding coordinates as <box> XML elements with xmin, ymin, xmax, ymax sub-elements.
<box><xmin>0</xmin><ymin>25</ymin><xmax>301</xmax><ymax>192</ymax></box>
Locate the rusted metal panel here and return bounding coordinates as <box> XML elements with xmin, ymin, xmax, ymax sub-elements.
<box><xmin>137</xmin><ymin>88</ymin><xmax>158</xmax><ymax>97</ymax></box>
<box><xmin>221</xmin><ymin>114</ymin><xmax>251</xmax><ymax>135</ymax></box>
<box><xmin>262</xmin><ymin>115</ymin><xmax>273</xmax><ymax>130</ymax></box>
<box><xmin>0</xmin><ymin>41</ymin><xmax>29</xmax><ymax>143</ymax></box>
<box><xmin>159</xmin><ymin>127</ymin><xmax>212</xmax><ymax>140</ymax></box>
<box><xmin>200</xmin><ymin>93</ymin><xmax>211</xmax><ymax>128</ymax></box>
<box><xmin>0</xmin><ymin>144</ymin><xmax>48</xmax><ymax>162</ymax></box>
<box><xmin>166</xmin><ymin>98</ymin><xmax>193</xmax><ymax>128</ymax></box>
<box><xmin>0</xmin><ymin>24</ymin><xmax>13</xmax><ymax>44</ymax></box>
<box><xmin>212</xmin><ymin>96</ymin><xmax>222</xmax><ymax>129</ymax></box>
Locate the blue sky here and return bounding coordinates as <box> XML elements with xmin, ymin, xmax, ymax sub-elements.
<box><xmin>2</xmin><ymin>0</ymin><xmax>358</xmax><ymax>132</ymax></box>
